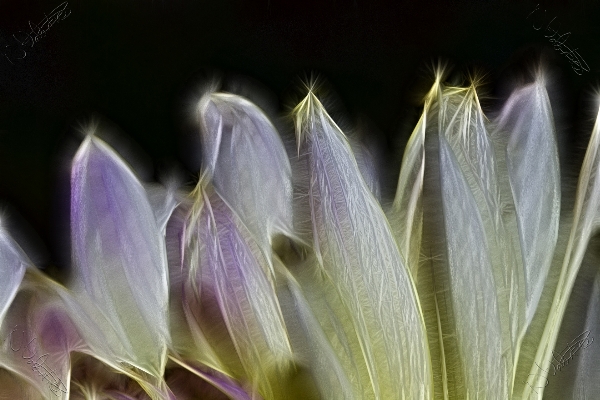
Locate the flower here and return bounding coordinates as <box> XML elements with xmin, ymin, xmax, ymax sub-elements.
<box><xmin>0</xmin><ymin>66</ymin><xmax>599</xmax><ymax>399</ymax></box>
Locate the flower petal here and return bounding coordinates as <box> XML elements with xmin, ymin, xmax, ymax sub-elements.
<box><xmin>0</xmin><ymin>226</ymin><xmax>28</xmax><ymax>325</ymax></box>
<box><xmin>197</xmin><ymin>92</ymin><xmax>294</xmax><ymax>251</ymax></box>
<box><xmin>293</xmin><ymin>92</ymin><xmax>431</xmax><ymax>399</ymax></box>
<box><xmin>0</xmin><ymin>269</ymin><xmax>81</xmax><ymax>400</ymax></box>
<box><xmin>497</xmin><ymin>78</ymin><xmax>560</xmax><ymax>330</ymax></box>
<box><xmin>276</xmin><ymin>262</ymin><xmax>355</xmax><ymax>400</ymax></box>
<box><xmin>524</xmin><ymin>103</ymin><xmax>600</xmax><ymax>398</ymax></box>
<box><xmin>69</xmin><ymin>136</ymin><xmax>170</xmax><ymax>379</ymax></box>
<box><xmin>438</xmin><ymin>135</ymin><xmax>509</xmax><ymax>398</ymax></box>
<box><xmin>391</xmin><ymin>90</ymin><xmax>428</xmax><ymax>282</ymax></box>
<box><xmin>182</xmin><ymin>182</ymin><xmax>293</xmax><ymax>397</ymax></box>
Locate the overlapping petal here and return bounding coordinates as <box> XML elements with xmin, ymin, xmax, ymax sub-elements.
<box><xmin>293</xmin><ymin>91</ymin><xmax>432</xmax><ymax>399</ymax></box>
<box><xmin>197</xmin><ymin>92</ymin><xmax>294</xmax><ymax>252</ymax></box>
<box><xmin>180</xmin><ymin>180</ymin><xmax>294</xmax><ymax>398</ymax></box>
<box><xmin>68</xmin><ymin>135</ymin><xmax>172</xmax><ymax>398</ymax></box>
<box><xmin>2</xmin><ymin>66</ymin><xmax>600</xmax><ymax>400</ymax></box>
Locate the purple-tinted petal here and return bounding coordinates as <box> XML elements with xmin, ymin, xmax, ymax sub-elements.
<box><xmin>197</xmin><ymin>93</ymin><xmax>294</xmax><ymax>251</ymax></box>
<box><xmin>69</xmin><ymin>136</ymin><xmax>170</xmax><ymax>377</ymax></box>
<box><xmin>167</xmin><ymin>360</ymin><xmax>253</xmax><ymax>400</ymax></box>
<box><xmin>292</xmin><ymin>92</ymin><xmax>431</xmax><ymax>399</ymax></box>
<box><xmin>0</xmin><ymin>269</ymin><xmax>82</xmax><ymax>400</ymax></box>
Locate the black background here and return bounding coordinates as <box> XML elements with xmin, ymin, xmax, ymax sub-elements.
<box><xmin>0</xmin><ymin>0</ymin><xmax>599</xmax><ymax>267</ymax></box>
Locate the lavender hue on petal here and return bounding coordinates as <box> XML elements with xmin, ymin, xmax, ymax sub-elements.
<box><xmin>0</xmin><ymin>269</ymin><xmax>83</xmax><ymax>400</ymax></box>
<box><xmin>70</xmin><ymin>136</ymin><xmax>170</xmax><ymax>377</ymax></box>
<box><xmin>169</xmin><ymin>357</ymin><xmax>254</xmax><ymax>400</ymax></box>
<box><xmin>182</xmin><ymin>182</ymin><xmax>293</xmax><ymax>397</ymax></box>
<box><xmin>197</xmin><ymin>92</ymin><xmax>294</xmax><ymax>252</ymax></box>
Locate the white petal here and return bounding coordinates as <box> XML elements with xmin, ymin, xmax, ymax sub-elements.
<box><xmin>497</xmin><ymin>80</ymin><xmax>560</xmax><ymax>328</ymax></box>
<box><xmin>439</xmin><ymin>135</ymin><xmax>509</xmax><ymax>398</ymax></box>
<box><xmin>391</xmin><ymin>102</ymin><xmax>426</xmax><ymax>281</ymax></box>
<box><xmin>0</xmin><ymin>227</ymin><xmax>28</xmax><ymax>326</ymax></box>
<box><xmin>276</xmin><ymin>263</ymin><xmax>355</xmax><ymax>400</ymax></box>
<box><xmin>197</xmin><ymin>93</ymin><xmax>294</xmax><ymax>250</ymax></box>
<box><xmin>145</xmin><ymin>183</ymin><xmax>180</xmax><ymax>235</ymax></box>
<box><xmin>524</xmin><ymin>104</ymin><xmax>600</xmax><ymax>398</ymax></box>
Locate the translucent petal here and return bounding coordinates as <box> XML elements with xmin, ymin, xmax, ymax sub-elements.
<box><xmin>391</xmin><ymin>99</ymin><xmax>426</xmax><ymax>282</ymax></box>
<box><xmin>197</xmin><ymin>93</ymin><xmax>294</xmax><ymax>251</ymax></box>
<box><xmin>438</xmin><ymin>135</ymin><xmax>509</xmax><ymax>398</ymax></box>
<box><xmin>182</xmin><ymin>182</ymin><xmax>293</xmax><ymax>397</ymax></box>
<box><xmin>496</xmin><ymin>79</ymin><xmax>560</xmax><ymax>329</ymax></box>
<box><xmin>564</xmin><ymin>277</ymin><xmax>600</xmax><ymax>399</ymax></box>
<box><xmin>349</xmin><ymin>135</ymin><xmax>381</xmax><ymax>200</ymax></box>
<box><xmin>69</xmin><ymin>136</ymin><xmax>170</xmax><ymax>379</ymax></box>
<box><xmin>0</xmin><ymin>269</ymin><xmax>81</xmax><ymax>400</ymax></box>
<box><xmin>145</xmin><ymin>183</ymin><xmax>180</xmax><ymax>235</ymax></box>
<box><xmin>523</xmin><ymin>104</ymin><xmax>600</xmax><ymax>398</ymax></box>
<box><xmin>412</xmin><ymin>79</ymin><xmax>515</xmax><ymax>398</ymax></box>
<box><xmin>292</xmin><ymin>92</ymin><xmax>431</xmax><ymax>399</ymax></box>
<box><xmin>0</xmin><ymin>226</ymin><xmax>28</xmax><ymax>325</ymax></box>
<box><xmin>545</xmin><ymin>237</ymin><xmax>600</xmax><ymax>399</ymax></box>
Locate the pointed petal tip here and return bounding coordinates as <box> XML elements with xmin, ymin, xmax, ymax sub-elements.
<box><xmin>292</xmin><ymin>91</ymin><xmax>325</xmax><ymax>147</ymax></box>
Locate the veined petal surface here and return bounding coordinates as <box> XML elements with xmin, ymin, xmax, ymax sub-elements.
<box><xmin>391</xmin><ymin>96</ymin><xmax>427</xmax><ymax>282</ymax></box>
<box><xmin>496</xmin><ymin>79</ymin><xmax>560</xmax><ymax>330</ymax></box>
<box><xmin>438</xmin><ymin>135</ymin><xmax>508</xmax><ymax>399</ymax></box>
<box><xmin>293</xmin><ymin>92</ymin><xmax>431</xmax><ymax>399</ymax></box>
<box><xmin>524</xmin><ymin>104</ymin><xmax>600</xmax><ymax>399</ymax></box>
<box><xmin>70</xmin><ymin>136</ymin><xmax>170</xmax><ymax>379</ymax></box>
<box><xmin>182</xmin><ymin>182</ymin><xmax>293</xmax><ymax>398</ymax></box>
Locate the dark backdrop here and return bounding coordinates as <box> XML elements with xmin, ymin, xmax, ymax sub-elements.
<box><xmin>0</xmin><ymin>0</ymin><xmax>598</xmax><ymax>268</ymax></box>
